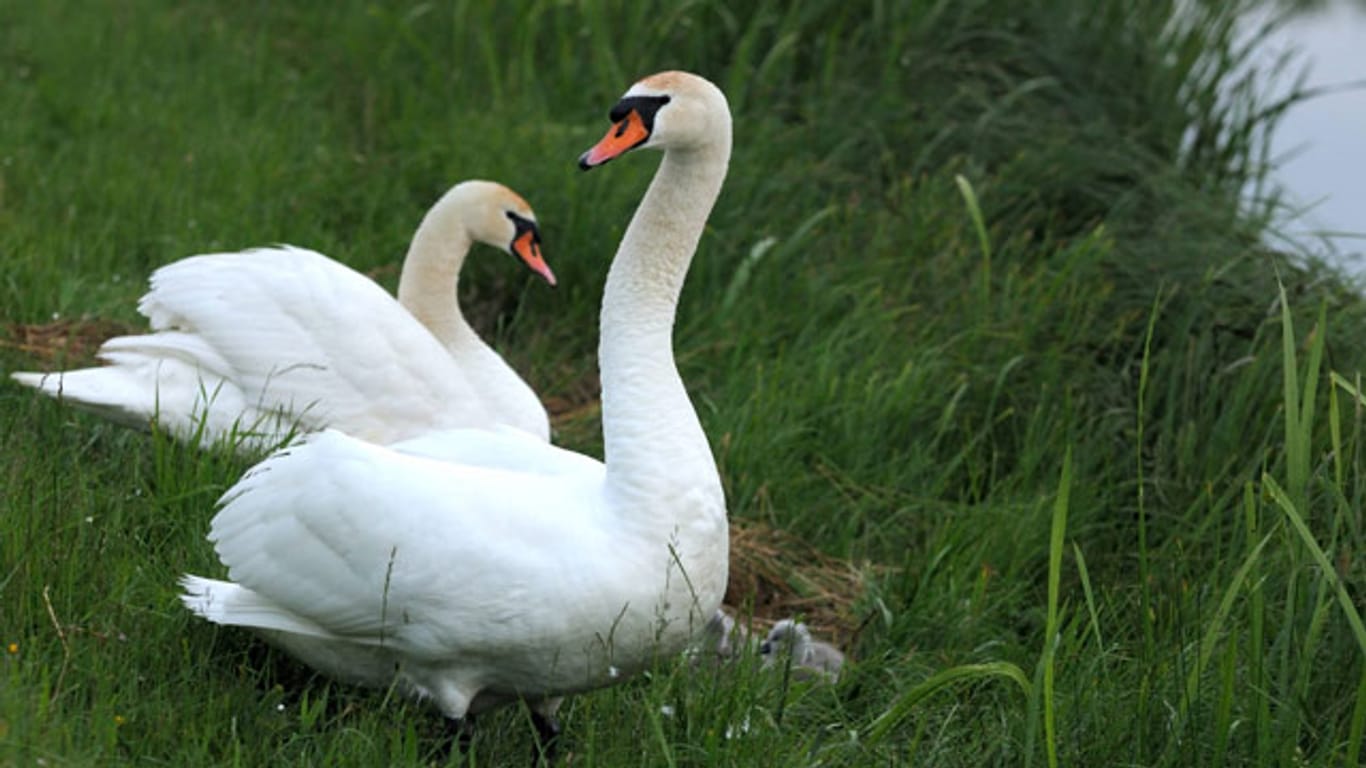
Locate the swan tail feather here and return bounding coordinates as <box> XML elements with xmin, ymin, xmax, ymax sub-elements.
<box><xmin>180</xmin><ymin>575</ymin><xmax>337</xmax><ymax>638</ymax></box>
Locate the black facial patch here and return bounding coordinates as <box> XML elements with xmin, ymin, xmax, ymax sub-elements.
<box><xmin>506</xmin><ymin>211</ymin><xmax>541</xmax><ymax>248</ymax></box>
<box><xmin>607</xmin><ymin>95</ymin><xmax>672</xmax><ymax>130</ymax></box>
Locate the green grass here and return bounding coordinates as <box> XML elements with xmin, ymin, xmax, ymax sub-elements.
<box><xmin>5</xmin><ymin>0</ymin><xmax>1366</xmax><ymax>764</ymax></box>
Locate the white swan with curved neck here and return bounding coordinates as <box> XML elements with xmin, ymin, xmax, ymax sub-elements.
<box><xmin>11</xmin><ymin>180</ymin><xmax>555</xmax><ymax>449</ymax></box>
<box><xmin>178</xmin><ymin>71</ymin><xmax>732</xmax><ymax>746</ymax></box>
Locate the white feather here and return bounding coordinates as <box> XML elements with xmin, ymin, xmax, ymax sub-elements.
<box><xmin>12</xmin><ymin>181</ymin><xmax>552</xmax><ymax>449</ymax></box>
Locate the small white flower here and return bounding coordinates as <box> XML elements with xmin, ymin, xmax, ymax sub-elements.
<box><xmin>724</xmin><ymin>715</ymin><xmax>752</xmax><ymax>740</ymax></box>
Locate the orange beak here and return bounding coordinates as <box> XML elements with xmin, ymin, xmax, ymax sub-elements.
<box><xmin>512</xmin><ymin>229</ymin><xmax>556</xmax><ymax>286</ymax></box>
<box><xmin>578</xmin><ymin>109</ymin><xmax>651</xmax><ymax>169</ymax></box>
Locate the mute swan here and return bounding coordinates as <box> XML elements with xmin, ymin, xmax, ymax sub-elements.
<box><xmin>179</xmin><ymin>70</ymin><xmax>733</xmax><ymax>751</ymax></box>
<box><xmin>11</xmin><ymin>180</ymin><xmax>556</xmax><ymax>449</ymax></box>
<box><xmin>759</xmin><ymin>620</ymin><xmax>845</xmax><ymax>683</ymax></box>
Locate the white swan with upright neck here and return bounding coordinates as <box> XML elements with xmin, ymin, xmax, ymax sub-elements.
<box><xmin>179</xmin><ymin>70</ymin><xmax>733</xmax><ymax>749</ymax></box>
<box><xmin>11</xmin><ymin>180</ymin><xmax>556</xmax><ymax>449</ymax></box>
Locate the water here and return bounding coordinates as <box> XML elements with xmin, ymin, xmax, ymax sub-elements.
<box><xmin>1253</xmin><ymin>0</ymin><xmax>1366</xmax><ymax>273</ymax></box>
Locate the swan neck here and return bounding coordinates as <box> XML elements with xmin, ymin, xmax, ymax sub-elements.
<box><xmin>396</xmin><ymin>204</ymin><xmax>549</xmax><ymax>439</ymax></box>
<box><xmin>599</xmin><ymin>141</ymin><xmax>729</xmax><ymax>498</ymax></box>
<box><xmin>396</xmin><ymin>208</ymin><xmax>476</xmax><ymax>350</ymax></box>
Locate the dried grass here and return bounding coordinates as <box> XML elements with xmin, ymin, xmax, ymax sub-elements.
<box><xmin>2</xmin><ymin>319</ymin><xmax>135</xmax><ymax>368</ymax></box>
<box><xmin>724</xmin><ymin>518</ymin><xmax>875</xmax><ymax>648</ymax></box>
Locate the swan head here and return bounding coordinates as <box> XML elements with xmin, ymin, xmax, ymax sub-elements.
<box><xmin>446</xmin><ymin>180</ymin><xmax>556</xmax><ymax>286</ymax></box>
<box><xmin>578</xmin><ymin>71</ymin><xmax>730</xmax><ymax>169</ymax></box>
<box><xmin>758</xmin><ymin>619</ymin><xmax>811</xmax><ymax>657</ymax></box>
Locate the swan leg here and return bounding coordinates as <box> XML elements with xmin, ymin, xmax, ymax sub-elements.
<box><xmin>441</xmin><ymin>714</ymin><xmax>476</xmax><ymax>759</ymax></box>
<box><xmin>529</xmin><ymin>698</ymin><xmax>563</xmax><ymax>763</ymax></box>
<box><xmin>427</xmin><ymin>676</ymin><xmax>477</xmax><ymax>757</ymax></box>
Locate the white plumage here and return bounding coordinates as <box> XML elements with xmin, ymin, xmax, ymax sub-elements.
<box><xmin>180</xmin><ymin>71</ymin><xmax>734</xmax><ymax>734</ymax></box>
<box><xmin>12</xmin><ymin>180</ymin><xmax>555</xmax><ymax>449</ymax></box>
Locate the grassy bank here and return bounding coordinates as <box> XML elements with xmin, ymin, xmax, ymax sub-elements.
<box><xmin>4</xmin><ymin>0</ymin><xmax>1366</xmax><ymax>764</ymax></box>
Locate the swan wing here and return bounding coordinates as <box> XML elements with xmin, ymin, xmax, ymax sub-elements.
<box><xmin>203</xmin><ymin>430</ymin><xmax>615</xmax><ymax>648</ymax></box>
<box><xmin>142</xmin><ymin>246</ymin><xmax>495</xmax><ymax>444</ymax></box>
<box><xmin>35</xmin><ymin>246</ymin><xmax>497</xmax><ymax>448</ymax></box>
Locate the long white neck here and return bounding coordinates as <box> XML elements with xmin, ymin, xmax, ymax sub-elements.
<box><xmin>599</xmin><ymin>139</ymin><xmax>731</xmax><ymax>504</ymax></box>
<box><xmin>397</xmin><ymin>199</ymin><xmax>475</xmax><ymax>351</ymax></box>
<box><xmin>396</xmin><ymin>199</ymin><xmax>549</xmax><ymax>440</ymax></box>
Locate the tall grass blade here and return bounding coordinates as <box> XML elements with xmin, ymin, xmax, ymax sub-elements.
<box><xmin>1331</xmin><ymin>371</ymin><xmax>1366</xmax><ymax>408</ymax></box>
<box><xmin>1243</xmin><ymin>482</ymin><xmax>1273</xmax><ymax>766</ymax></box>
<box><xmin>1278</xmin><ymin>281</ymin><xmax>1325</xmax><ymax>509</ymax></box>
<box><xmin>1071</xmin><ymin>542</ymin><xmax>1103</xmax><ymax>650</ymax></box>
<box><xmin>1134</xmin><ymin>289</ymin><xmax>1162</xmax><ymax>758</ymax></box>
<box><xmin>1347</xmin><ymin>664</ymin><xmax>1366</xmax><ymax>767</ymax></box>
<box><xmin>1166</xmin><ymin>528</ymin><xmax>1273</xmax><ymax>757</ymax></box>
<box><xmin>1040</xmin><ymin>447</ymin><xmax>1072</xmax><ymax>768</ymax></box>
<box><xmin>954</xmin><ymin>174</ymin><xmax>991</xmax><ymax>309</ymax></box>
<box><xmin>1263</xmin><ymin>474</ymin><xmax>1366</xmax><ymax>656</ymax></box>
<box><xmin>864</xmin><ymin>662</ymin><xmax>1031</xmax><ymax>745</ymax></box>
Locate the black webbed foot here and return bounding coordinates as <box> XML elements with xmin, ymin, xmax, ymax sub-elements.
<box><xmin>438</xmin><ymin>714</ymin><xmax>476</xmax><ymax>762</ymax></box>
<box><xmin>530</xmin><ymin>709</ymin><xmax>561</xmax><ymax>764</ymax></box>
